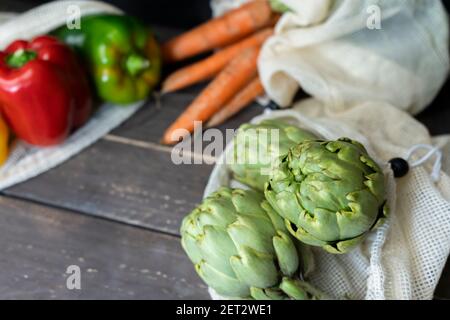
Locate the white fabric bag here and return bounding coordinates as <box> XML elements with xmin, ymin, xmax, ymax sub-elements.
<box><xmin>0</xmin><ymin>1</ymin><xmax>144</xmax><ymax>190</ymax></box>
<box><xmin>213</xmin><ymin>0</ymin><xmax>449</xmax><ymax>115</ymax></box>
<box><xmin>205</xmin><ymin>100</ymin><xmax>450</xmax><ymax>300</ymax></box>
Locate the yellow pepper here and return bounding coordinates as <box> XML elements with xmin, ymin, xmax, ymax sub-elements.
<box><xmin>0</xmin><ymin>116</ymin><xmax>9</xmax><ymax>166</ymax></box>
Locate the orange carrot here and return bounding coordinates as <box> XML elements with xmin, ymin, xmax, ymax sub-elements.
<box><xmin>207</xmin><ymin>76</ymin><xmax>264</xmax><ymax>127</ymax></box>
<box><xmin>267</xmin><ymin>12</ymin><xmax>281</xmax><ymax>28</ymax></box>
<box><xmin>162</xmin><ymin>47</ymin><xmax>260</xmax><ymax>145</ymax></box>
<box><xmin>162</xmin><ymin>28</ymin><xmax>273</xmax><ymax>93</ymax></box>
<box><xmin>162</xmin><ymin>0</ymin><xmax>272</xmax><ymax>63</ymax></box>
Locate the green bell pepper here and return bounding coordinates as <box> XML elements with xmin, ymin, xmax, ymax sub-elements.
<box><xmin>53</xmin><ymin>14</ymin><xmax>161</xmax><ymax>105</ymax></box>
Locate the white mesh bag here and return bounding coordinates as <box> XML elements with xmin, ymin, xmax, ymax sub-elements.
<box><xmin>204</xmin><ymin>99</ymin><xmax>450</xmax><ymax>300</ymax></box>
<box><xmin>0</xmin><ymin>1</ymin><xmax>144</xmax><ymax>190</ymax></box>
<box><xmin>205</xmin><ymin>0</ymin><xmax>450</xmax><ymax>300</ymax></box>
<box><xmin>212</xmin><ymin>0</ymin><xmax>449</xmax><ymax>115</ymax></box>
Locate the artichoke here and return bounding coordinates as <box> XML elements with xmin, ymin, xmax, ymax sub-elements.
<box><xmin>181</xmin><ymin>188</ymin><xmax>322</xmax><ymax>300</ymax></box>
<box><xmin>265</xmin><ymin>138</ymin><xmax>388</xmax><ymax>254</ymax></box>
<box><xmin>229</xmin><ymin>120</ymin><xmax>317</xmax><ymax>191</ymax></box>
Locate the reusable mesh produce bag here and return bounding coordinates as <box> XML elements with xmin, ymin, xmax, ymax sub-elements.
<box><xmin>204</xmin><ymin>99</ymin><xmax>450</xmax><ymax>300</ymax></box>
<box><xmin>212</xmin><ymin>0</ymin><xmax>449</xmax><ymax>115</ymax></box>
<box><xmin>0</xmin><ymin>1</ymin><xmax>144</xmax><ymax>190</ymax></box>
<box><xmin>204</xmin><ymin>0</ymin><xmax>450</xmax><ymax>300</ymax></box>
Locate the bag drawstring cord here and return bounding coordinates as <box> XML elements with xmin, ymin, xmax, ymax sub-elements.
<box><xmin>405</xmin><ymin>144</ymin><xmax>443</xmax><ymax>182</ymax></box>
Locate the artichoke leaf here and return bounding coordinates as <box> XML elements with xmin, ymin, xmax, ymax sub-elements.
<box><xmin>296</xmin><ymin>242</ymin><xmax>315</xmax><ymax>277</ymax></box>
<box><xmin>227</xmin><ymin>215</ymin><xmax>275</xmax><ymax>255</ymax></box>
<box><xmin>279</xmin><ymin>278</ymin><xmax>311</xmax><ymax>300</ymax></box>
<box><xmin>285</xmin><ymin>126</ymin><xmax>317</xmax><ymax>144</ymax></box>
<box><xmin>250</xmin><ymin>287</ymin><xmax>287</xmax><ymax>300</ymax></box>
<box><xmin>298</xmin><ymin>207</ymin><xmax>340</xmax><ymax>242</ymax></box>
<box><xmin>230</xmin><ymin>189</ymin><xmax>266</xmax><ymax>214</ymax></box>
<box><xmin>364</xmin><ymin>172</ymin><xmax>386</xmax><ymax>202</ymax></box>
<box><xmin>286</xmin><ymin>221</ymin><xmax>329</xmax><ymax>247</ymax></box>
<box><xmin>233</xmin><ymin>168</ymin><xmax>270</xmax><ymax>192</ymax></box>
<box><xmin>181</xmin><ymin>232</ymin><xmax>203</xmax><ymax>264</ymax></box>
<box><xmin>338</xmin><ymin>189</ymin><xmax>381</xmax><ymax>238</ymax></box>
<box><xmin>280</xmin><ymin>278</ymin><xmax>327</xmax><ymax>300</ymax></box>
<box><xmin>230</xmin><ymin>246</ymin><xmax>279</xmax><ymax>289</ymax></box>
<box><xmin>197</xmin><ymin>260</ymin><xmax>250</xmax><ymax>299</ymax></box>
<box><xmin>265</xmin><ymin>188</ymin><xmax>304</xmax><ymax>225</ymax></box>
<box><xmin>261</xmin><ymin>200</ymin><xmax>286</xmax><ymax>232</ymax></box>
<box><xmin>199</xmin><ymin>225</ymin><xmax>239</xmax><ymax>277</ymax></box>
<box><xmin>273</xmin><ymin>231</ymin><xmax>299</xmax><ymax>277</ymax></box>
<box><xmin>324</xmin><ymin>234</ymin><xmax>366</xmax><ymax>254</ymax></box>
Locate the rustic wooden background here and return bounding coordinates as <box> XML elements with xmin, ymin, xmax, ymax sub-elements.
<box><xmin>0</xmin><ymin>0</ymin><xmax>449</xmax><ymax>299</ymax></box>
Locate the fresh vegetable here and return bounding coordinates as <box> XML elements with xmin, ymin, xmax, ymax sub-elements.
<box><xmin>265</xmin><ymin>138</ymin><xmax>388</xmax><ymax>254</ymax></box>
<box><xmin>269</xmin><ymin>0</ymin><xmax>292</xmax><ymax>13</ymax></box>
<box><xmin>162</xmin><ymin>47</ymin><xmax>260</xmax><ymax>145</ymax></box>
<box><xmin>181</xmin><ymin>187</ymin><xmax>323</xmax><ymax>300</ymax></box>
<box><xmin>0</xmin><ymin>36</ymin><xmax>92</xmax><ymax>146</ymax></box>
<box><xmin>207</xmin><ymin>76</ymin><xmax>264</xmax><ymax>127</ymax></box>
<box><xmin>0</xmin><ymin>116</ymin><xmax>9</xmax><ymax>166</ymax></box>
<box><xmin>53</xmin><ymin>14</ymin><xmax>161</xmax><ymax>105</ymax></box>
<box><xmin>162</xmin><ymin>28</ymin><xmax>273</xmax><ymax>94</ymax></box>
<box><xmin>229</xmin><ymin>120</ymin><xmax>317</xmax><ymax>191</ymax></box>
<box><xmin>162</xmin><ymin>0</ymin><xmax>273</xmax><ymax>63</ymax></box>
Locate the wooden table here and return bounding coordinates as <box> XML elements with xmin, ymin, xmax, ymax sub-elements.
<box><xmin>1</xmin><ymin>0</ymin><xmax>449</xmax><ymax>300</ymax></box>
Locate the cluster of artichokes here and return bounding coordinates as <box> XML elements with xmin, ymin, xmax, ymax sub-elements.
<box><xmin>181</xmin><ymin>120</ymin><xmax>387</xmax><ymax>300</ymax></box>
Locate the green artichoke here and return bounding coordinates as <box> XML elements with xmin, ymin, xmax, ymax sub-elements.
<box><xmin>265</xmin><ymin>138</ymin><xmax>388</xmax><ymax>254</ymax></box>
<box><xmin>180</xmin><ymin>188</ymin><xmax>322</xmax><ymax>300</ymax></box>
<box><xmin>229</xmin><ymin>120</ymin><xmax>317</xmax><ymax>191</ymax></box>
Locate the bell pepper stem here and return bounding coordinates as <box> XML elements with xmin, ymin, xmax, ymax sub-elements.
<box><xmin>125</xmin><ymin>53</ymin><xmax>150</xmax><ymax>76</ymax></box>
<box><xmin>6</xmin><ymin>49</ymin><xmax>38</xmax><ymax>68</ymax></box>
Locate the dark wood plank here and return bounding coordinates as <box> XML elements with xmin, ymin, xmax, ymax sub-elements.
<box><xmin>0</xmin><ymin>195</ymin><xmax>208</xmax><ymax>299</ymax></box>
<box><xmin>111</xmin><ymin>92</ymin><xmax>263</xmax><ymax>144</ymax></box>
<box><xmin>435</xmin><ymin>260</ymin><xmax>450</xmax><ymax>300</ymax></box>
<box><xmin>4</xmin><ymin>139</ymin><xmax>213</xmax><ymax>236</ymax></box>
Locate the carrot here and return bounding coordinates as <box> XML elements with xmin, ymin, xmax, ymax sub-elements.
<box><xmin>162</xmin><ymin>28</ymin><xmax>273</xmax><ymax>94</ymax></box>
<box><xmin>162</xmin><ymin>0</ymin><xmax>272</xmax><ymax>63</ymax></box>
<box><xmin>207</xmin><ymin>76</ymin><xmax>264</xmax><ymax>127</ymax></box>
<box><xmin>269</xmin><ymin>12</ymin><xmax>282</xmax><ymax>26</ymax></box>
<box><xmin>162</xmin><ymin>47</ymin><xmax>260</xmax><ymax>145</ymax></box>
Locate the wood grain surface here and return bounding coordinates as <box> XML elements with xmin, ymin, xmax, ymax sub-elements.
<box><xmin>0</xmin><ymin>196</ymin><xmax>208</xmax><ymax>299</ymax></box>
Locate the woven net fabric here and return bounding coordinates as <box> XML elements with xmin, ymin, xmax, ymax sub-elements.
<box><xmin>0</xmin><ymin>1</ymin><xmax>144</xmax><ymax>190</ymax></box>
<box><xmin>204</xmin><ymin>100</ymin><xmax>450</xmax><ymax>300</ymax></box>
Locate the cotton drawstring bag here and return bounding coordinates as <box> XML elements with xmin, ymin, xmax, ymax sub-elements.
<box><xmin>0</xmin><ymin>1</ymin><xmax>144</xmax><ymax>190</ymax></box>
<box><xmin>204</xmin><ymin>99</ymin><xmax>450</xmax><ymax>300</ymax></box>
<box><xmin>213</xmin><ymin>0</ymin><xmax>449</xmax><ymax>114</ymax></box>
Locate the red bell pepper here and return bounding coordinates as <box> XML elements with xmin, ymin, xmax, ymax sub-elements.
<box><xmin>0</xmin><ymin>36</ymin><xmax>92</xmax><ymax>146</ymax></box>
